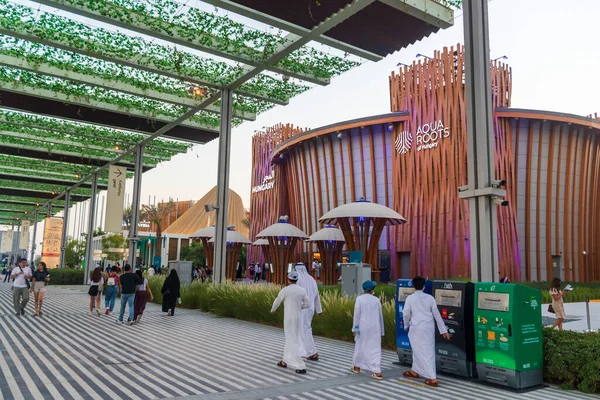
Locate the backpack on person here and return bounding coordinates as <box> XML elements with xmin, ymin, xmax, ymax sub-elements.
<box><xmin>107</xmin><ymin>274</ymin><xmax>116</xmax><ymax>286</ymax></box>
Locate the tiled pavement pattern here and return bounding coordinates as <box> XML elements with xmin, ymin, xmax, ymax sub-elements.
<box><xmin>0</xmin><ymin>284</ymin><xmax>596</xmax><ymax>400</ymax></box>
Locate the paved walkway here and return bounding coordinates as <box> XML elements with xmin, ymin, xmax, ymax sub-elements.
<box><xmin>0</xmin><ymin>283</ymin><xmax>597</xmax><ymax>400</ymax></box>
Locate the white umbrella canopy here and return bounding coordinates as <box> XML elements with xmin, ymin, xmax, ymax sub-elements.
<box><xmin>257</xmin><ymin>216</ymin><xmax>308</xmax><ymax>239</ymax></box>
<box><xmin>319</xmin><ymin>200</ymin><xmax>406</xmax><ymax>225</ymax></box>
<box><xmin>307</xmin><ymin>226</ymin><xmax>345</xmax><ymax>243</ymax></box>
<box><xmin>208</xmin><ymin>230</ymin><xmax>251</xmax><ymax>245</ymax></box>
<box><xmin>253</xmin><ymin>238</ymin><xmax>270</xmax><ymax>246</ymax></box>
<box><xmin>189</xmin><ymin>226</ymin><xmax>215</xmax><ymax>239</ymax></box>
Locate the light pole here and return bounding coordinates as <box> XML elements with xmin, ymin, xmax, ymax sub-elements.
<box><xmin>582</xmin><ymin>250</ymin><xmax>588</xmax><ymax>282</ymax></box>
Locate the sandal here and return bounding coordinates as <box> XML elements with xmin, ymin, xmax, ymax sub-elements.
<box><xmin>295</xmin><ymin>369</ymin><xmax>307</xmax><ymax>374</ymax></box>
<box><xmin>371</xmin><ymin>373</ymin><xmax>383</xmax><ymax>380</ymax></box>
<box><xmin>350</xmin><ymin>366</ymin><xmax>360</xmax><ymax>374</ymax></box>
<box><xmin>424</xmin><ymin>379</ymin><xmax>438</xmax><ymax>387</ymax></box>
<box><xmin>277</xmin><ymin>361</ymin><xmax>287</xmax><ymax>368</ymax></box>
<box><xmin>307</xmin><ymin>354</ymin><xmax>319</xmax><ymax>361</ymax></box>
<box><xmin>402</xmin><ymin>370</ymin><xmax>420</xmax><ymax>379</ymax></box>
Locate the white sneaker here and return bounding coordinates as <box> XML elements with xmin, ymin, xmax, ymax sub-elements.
<box><xmin>95</xmin><ymin>309</ymin><xmax>100</xmax><ymax>316</ymax></box>
<box><xmin>128</xmin><ymin>320</ymin><xmax>135</xmax><ymax>326</ymax></box>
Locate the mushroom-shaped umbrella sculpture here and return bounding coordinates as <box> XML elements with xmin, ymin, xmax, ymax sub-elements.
<box><xmin>252</xmin><ymin>238</ymin><xmax>271</xmax><ymax>278</ymax></box>
<box><xmin>209</xmin><ymin>227</ymin><xmax>251</xmax><ymax>281</ymax></box>
<box><xmin>319</xmin><ymin>198</ymin><xmax>406</xmax><ymax>281</ymax></box>
<box><xmin>189</xmin><ymin>226</ymin><xmax>215</xmax><ymax>268</ymax></box>
<box><xmin>257</xmin><ymin>216</ymin><xmax>308</xmax><ymax>284</ymax></box>
<box><xmin>306</xmin><ymin>226</ymin><xmax>345</xmax><ymax>285</ymax></box>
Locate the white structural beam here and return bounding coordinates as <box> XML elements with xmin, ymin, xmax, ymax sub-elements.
<box><xmin>0</xmin><ymin>107</ymin><xmax>190</xmax><ymax>153</ymax></box>
<box><xmin>0</xmin><ymin>129</ymin><xmax>167</xmax><ymax>161</ymax></box>
<box><xmin>0</xmin><ymin>55</ymin><xmax>256</xmax><ymax>121</ymax></box>
<box><xmin>200</xmin><ymin>0</ymin><xmax>383</xmax><ymax>62</ymax></box>
<box><xmin>0</xmin><ymin>27</ymin><xmax>286</xmax><ymax>106</ymax></box>
<box><xmin>0</xmin><ymin>79</ymin><xmax>222</xmax><ymax>132</ymax></box>
<box><xmin>379</xmin><ymin>0</ymin><xmax>454</xmax><ymax>28</ymax></box>
<box><xmin>0</xmin><ymin>138</ymin><xmax>156</xmax><ymax>168</ymax></box>
<box><xmin>34</xmin><ymin>0</ymin><xmax>330</xmax><ymax>86</ymax></box>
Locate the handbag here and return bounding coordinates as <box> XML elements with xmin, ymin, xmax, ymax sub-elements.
<box><xmin>548</xmin><ymin>304</ymin><xmax>555</xmax><ymax>313</ymax></box>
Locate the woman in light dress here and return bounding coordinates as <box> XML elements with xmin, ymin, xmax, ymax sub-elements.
<box><xmin>549</xmin><ymin>277</ymin><xmax>567</xmax><ymax>330</ymax></box>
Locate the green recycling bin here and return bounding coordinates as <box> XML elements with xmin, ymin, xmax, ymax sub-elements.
<box><xmin>474</xmin><ymin>283</ymin><xmax>543</xmax><ymax>389</ymax></box>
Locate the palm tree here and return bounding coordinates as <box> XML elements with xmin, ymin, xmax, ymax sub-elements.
<box><xmin>140</xmin><ymin>200</ymin><xmax>175</xmax><ymax>257</ymax></box>
<box><xmin>123</xmin><ymin>206</ymin><xmax>133</xmax><ymax>230</ymax></box>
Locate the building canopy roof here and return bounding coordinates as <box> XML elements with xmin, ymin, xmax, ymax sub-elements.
<box><xmin>0</xmin><ymin>0</ymin><xmax>456</xmax><ymax>227</ymax></box>
<box><xmin>257</xmin><ymin>216</ymin><xmax>308</xmax><ymax>239</ymax></box>
<box><xmin>319</xmin><ymin>199</ymin><xmax>407</xmax><ymax>225</ymax></box>
<box><xmin>208</xmin><ymin>230</ymin><xmax>251</xmax><ymax>245</ymax></box>
<box><xmin>307</xmin><ymin>226</ymin><xmax>346</xmax><ymax>242</ymax></box>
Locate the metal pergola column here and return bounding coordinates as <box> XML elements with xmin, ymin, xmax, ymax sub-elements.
<box><xmin>213</xmin><ymin>89</ymin><xmax>233</xmax><ymax>284</ymax></box>
<box><xmin>128</xmin><ymin>144</ymin><xmax>144</xmax><ymax>268</ymax></box>
<box><xmin>58</xmin><ymin>191</ymin><xmax>70</xmax><ymax>268</ymax></box>
<box><xmin>83</xmin><ymin>173</ymin><xmax>98</xmax><ymax>283</ymax></box>
<box><xmin>29</xmin><ymin>209</ymin><xmax>38</xmax><ymax>266</ymax></box>
<box><xmin>461</xmin><ymin>0</ymin><xmax>503</xmax><ymax>282</ymax></box>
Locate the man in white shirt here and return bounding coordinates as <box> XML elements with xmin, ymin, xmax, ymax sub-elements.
<box><xmin>271</xmin><ymin>271</ymin><xmax>310</xmax><ymax>374</ymax></box>
<box><xmin>402</xmin><ymin>276</ymin><xmax>450</xmax><ymax>387</ymax></box>
<box><xmin>295</xmin><ymin>263</ymin><xmax>323</xmax><ymax>361</ymax></box>
<box><xmin>11</xmin><ymin>258</ymin><xmax>32</xmax><ymax>317</ymax></box>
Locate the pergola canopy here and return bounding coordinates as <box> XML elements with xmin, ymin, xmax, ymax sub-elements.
<box><xmin>190</xmin><ymin>226</ymin><xmax>216</xmax><ymax>240</ymax></box>
<box><xmin>252</xmin><ymin>238</ymin><xmax>270</xmax><ymax>246</ymax></box>
<box><xmin>208</xmin><ymin>230</ymin><xmax>251</xmax><ymax>245</ymax></box>
<box><xmin>0</xmin><ymin>0</ymin><xmax>456</xmax><ymax>225</ymax></box>
<box><xmin>257</xmin><ymin>219</ymin><xmax>309</xmax><ymax>239</ymax></box>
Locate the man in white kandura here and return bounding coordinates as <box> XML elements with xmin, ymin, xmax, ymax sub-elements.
<box><xmin>271</xmin><ymin>271</ymin><xmax>310</xmax><ymax>374</ymax></box>
<box><xmin>351</xmin><ymin>280</ymin><xmax>385</xmax><ymax>380</ymax></box>
<box><xmin>402</xmin><ymin>276</ymin><xmax>450</xmax><ymax>387</ymax></box>
<box><xmin>295</xmin><ymin>262</ymin><xmax>323</xmax><ymax>361</ymax></box>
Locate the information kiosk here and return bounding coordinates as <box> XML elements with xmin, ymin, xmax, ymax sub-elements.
<box><xmin>432</xmin><ymin>281</ymin><xmax>476</xmax><ymax>378</ymax></box>
<box><xmin>474</xmin><ymin>283</ymin><xmax>543</xmax><ymax>389</ymax></box>
<box><xmin>395</xmin><ymin>279</ymin><xmax>432</xmax><ymax>365</ymax></box>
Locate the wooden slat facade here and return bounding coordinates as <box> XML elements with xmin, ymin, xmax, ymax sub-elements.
<box><xmin>249</xmin><ymin>45</ymin><xmax>600</xmax><ymax>282</ymax></box>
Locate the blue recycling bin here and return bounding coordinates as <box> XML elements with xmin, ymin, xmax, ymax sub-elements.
<box><xmin>396</xmin><ymin>278</ymin><xmax>432</xmax><ymax>365</ymax></box>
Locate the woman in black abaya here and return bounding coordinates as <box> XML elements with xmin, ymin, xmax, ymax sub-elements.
<box><xmin>161</xmin><ymin>269</ymin><xmax>181</xmax><ymax>316</ymax></box>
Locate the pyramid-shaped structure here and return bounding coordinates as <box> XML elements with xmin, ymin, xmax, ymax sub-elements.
<box><xmin>164</xmin><ymin>186</ymin><xmax>248</xmax><ymax>237</ymax></box>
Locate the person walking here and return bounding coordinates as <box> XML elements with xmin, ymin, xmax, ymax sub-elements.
<box><xmin>550</xmin><ymin>278</ymin><xmax>567</xmax><ymax>330</ymax></box>
<box><xmin>3</xmin><ymin>264</ymin><xmax>12</xmax><ymax>282</ymax></box>
<box><xmin>104</xmin><ymin>266</ymin><xmax>120</xmax><ymax>315</ymax></box>
<box><xmin>11</xmin><ymin>258</ymin><xmax>32</xmax><ymax>317</ymax></box>
<box><xmin>351</xmin><ymin>280</ymin><xmax>384</xmax><ymax>380</ymax></box>
<box><xmin>117</xmin><ymin>264</ymin><xmax>142</xmax><ymax>325</ymax></box>
<box><xmin>161</xmin><ymin>269</ymin><xmax>180</xmax><ymax>316</ymax></box>
<box><xmin>31</xmin><ymin>261</ymin><xmax>50</xmax><ymax>317</ymax></box>
<box><xmin>88</xmin><ymin>267</ymin><xmax>104</xmax><ymax>316</ymax></box>
<box><xmin>295</xmin><ymin>263</ymin><xmax>322</xmax><ymax>361</ymax></box>
<box><xmin>270</xmin><ymin>271</ymin><xmax>310</xmax><ymax>374</ymax></box>
<box><xmin>133</xmin><ymin>270</ymin><xmax>153</xmax><ymax>323</ymax></box>
<box><xmin>254</xmin><ymin>263</ymin><xmax>262</xmax><ymax>283</ymax></box>
<box><xmin>402</xmin><ymin>276</ymin><xmax>450</xmax><ymax>387</ymax></box>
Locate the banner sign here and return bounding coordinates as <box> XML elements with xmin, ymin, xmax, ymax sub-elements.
<box><xmin>19</xmin><ymin>220</ymin><xmax>30</xmax><ymax>250</ymax></box>
<box><xmin>105</xmin><ymin>165</ymin><xmax>126</xmax><ymax>232</ymax></box>
<box><xmin>41</xmin><ymin>217</ymin><xmax>63</xmax><ymax>268</ymax></box>
<box><xmin>0</xmin><ymin>231</ymin><xmax>13</xmax><ymax>252</ymax></box>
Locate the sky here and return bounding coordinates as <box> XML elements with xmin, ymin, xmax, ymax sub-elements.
<box><xmin>4</xmin><ymin>0</ymin><xmax>600</xmax><ymax>255</ymax></box>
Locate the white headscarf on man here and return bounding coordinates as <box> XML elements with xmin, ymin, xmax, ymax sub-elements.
<box><xmin>294</xmin><ymin>263</ymin><xmax>322</xmax><ymax>358</ymax></box>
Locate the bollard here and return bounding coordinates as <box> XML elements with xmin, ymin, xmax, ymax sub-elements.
<box><xmin>584</xmin><ymin>298</ymin><xmax>593</xmax><ymax>333</ymax></box>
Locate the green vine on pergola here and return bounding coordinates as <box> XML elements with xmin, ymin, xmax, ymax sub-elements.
<box><xmin>41</xmin><ymin>0</ymin><xmax>361</xmax><ymax>80</ymax></box>
<box><xmin>0</xmin><ymin>123</ymin><xmax>180</xmax><ymax>160</ymax></box>
<box><xmin>0</xmin><ymin>155</ymin><xmax>135</xmax><ymax>181</ymax></box>
<box><xmin>0</xmin><ymin>195</ymin><xmax>66</xmax><ymax>207</ymax></box>
<box><xmin>0</xmin><ymin>66</ymin><xmax>228</xmax><ymax>129</ymax></box>
<box><xmin>0</xmin><ymin>179</ymin><xmax>91</xmax><ymax>196</ymax></box>
<box><xmin>0</xmin><ymin>1</ymin><xmax>311</xmax><ymax>104</ymax></box>
<box><xmin>0</xmin><ymin>133</ymin><xmax>160</xmax><ymax>166</ymax></box>
<box><xmin>0</xmin><ymin>108</ymin><xmax>191</xmax><ymax>154</ymax></box>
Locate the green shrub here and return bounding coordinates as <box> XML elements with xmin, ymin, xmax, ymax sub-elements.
<box><xmin>543</xmin><ymin>328</ymin><xmax>600</xmax><ymax>393</ymax></box>
<box><xmin>46</xmin><ymin>268</ymin><xmax>85</xmax><ymax>285</ymax></box>
<box><xmin>520</xmin><ymin>281</ymin><xmax>600</xmax><ymax>303</ymax></box>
